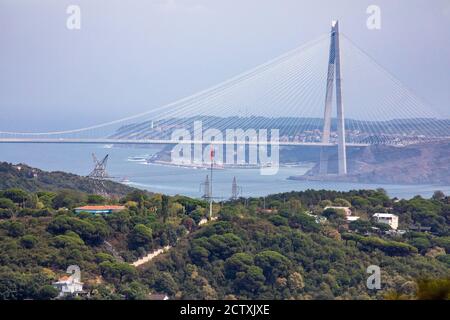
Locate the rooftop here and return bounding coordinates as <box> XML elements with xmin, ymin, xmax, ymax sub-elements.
<box><xmin>75</xmin><ymin>205</ymin><xmax>125</xmax><ymax>211</ymax></box>
<box><xmin>53</xmin><ymin>275</ymin><xmax>83</xmax><ymax>285</ymax></box>
<box><xmin>373</xmin><ymin>213</ymin><xmax>397</xmax><ymax>218</ymax></box>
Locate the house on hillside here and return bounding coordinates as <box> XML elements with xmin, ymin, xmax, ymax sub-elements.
<box><xmin>373</xmin><ymin>213</ymin><xmax>399</xmax><ymax>230</ymax></box>
<box><xmin>74</xmin><ymin>205</ymin><xmax>125</xmax><ymax>215</ymax></box>
<box><xmin>52</xmin><ymin>275</ymin><xmax>84</xmax><ymax>298</ymax></box>
<box><xmin>324</xmin><ymin>206</ymin><xmax>360</xmax><ymax>222</ymax></box>
<box><xmin>324</xmin><ymin>206</ymin><xmax>352</xmax><ymax>216</ymax></box>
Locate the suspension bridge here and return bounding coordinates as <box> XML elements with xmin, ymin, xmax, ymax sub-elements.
<box><xmin>1</xmin><ymin>21</ymin><xmax>448</xmax><ymax>176</ymax></box>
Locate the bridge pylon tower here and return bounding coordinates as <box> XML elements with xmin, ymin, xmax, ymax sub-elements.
<box><xmin>319</xmin><ymin>20</ymin><xmax>347</xmax><ymax>175</ymax></box>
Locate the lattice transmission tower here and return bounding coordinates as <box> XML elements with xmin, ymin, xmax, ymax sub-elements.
<box><xmin>231</xmin><ymin>176</ymin><xmax>242</xmax><ymax>200</ymax></box>
<box><xmin>87</xmin><ymin>153</ymin><xmax>111</xmax><ymax>196</ymax></box>
<box><xmin>88</xmin><ymin>153</ymin><xmax>110</xmax><ymax>179</ymax></box>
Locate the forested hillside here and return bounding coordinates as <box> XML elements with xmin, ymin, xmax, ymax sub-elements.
<box><xmin>141</xmin><ymin>190</ymin><xmax>449</xmax><ymax>299</ymax></box>
<box><xmin>0</xmin><ymin>180</ymin><xmax>448</xmax><ymax>300</ymax></box>
<box><xmin>0</xmin><ymin>162</ymin><xmax>136</xmax><ymax>196</ymax></box>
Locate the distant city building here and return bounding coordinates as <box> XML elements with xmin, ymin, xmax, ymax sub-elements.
<box><xmin>324</xmin><ymin>206</ymin><xmax>352</xmax><ymax>216</ymax></box>
<box><xmin>52</xmin><ymin>275</ymin><xmax>84</xmax><ymax>298</ymax></box>
<box><xmin>74</xmin><ymin>205</ymin><xmax>125</xmax><ymax>214</ymax></box>
<box><xmin>373</xmin><ymin>213</ymin><xmax>399</xmax><ymax>230</ymax></box>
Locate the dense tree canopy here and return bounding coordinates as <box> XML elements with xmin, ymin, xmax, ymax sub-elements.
<box><xmin>0</xmin><ymin>185</ymin><xmax>448</xmax><ymax>300</ymax></box>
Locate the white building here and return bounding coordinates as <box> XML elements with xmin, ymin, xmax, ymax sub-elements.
<box><xmin>52</xmin><ymin>275</ymin><xmax>84</xmax><ymax>298</ymax></box>
<box><xmin>346</xmin><ymin>216</ymin><xmax>360</xmax><ymax>222</ymax></box>
<box><xmin>373</xmin><ymin>213</ymin><xmax>399</xmax><ymax>230</ymax></box>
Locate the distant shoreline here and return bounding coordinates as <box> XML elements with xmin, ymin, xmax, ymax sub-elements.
<box><xmin>145</xmin><ymin>159</ymin><xmax>315</xmax><ymax>171</ymax></box>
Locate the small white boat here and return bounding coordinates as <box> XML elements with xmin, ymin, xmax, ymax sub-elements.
<box><xmin>127</xmin><ymin>155</ymin><xmax>148</xmax><ymax>162</ymax></box>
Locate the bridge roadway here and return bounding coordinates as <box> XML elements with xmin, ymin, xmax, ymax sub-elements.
<box><xmin>0</xmin><ymin>138</ymin><xmax>369</xmax><ymax>147</ymax></box>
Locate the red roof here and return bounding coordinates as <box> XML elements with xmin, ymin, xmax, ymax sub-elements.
<box><xmin>75</xmin><ymin>205</ymin><xmax>125</xmax><ymax>210</ymax></box>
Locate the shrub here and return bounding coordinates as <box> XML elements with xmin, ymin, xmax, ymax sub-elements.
<box><xmin>0</xmin><ymin>209</ymin><xmax>13</xmax><ymax>219</ymax></box>
<box><xmin>20</xmin><ymin>235</ymin><xmax>38</xmax><ymax>249</ymax></box>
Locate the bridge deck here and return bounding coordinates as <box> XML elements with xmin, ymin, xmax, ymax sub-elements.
<box><xmin>0</xmin><ymin>138</ymin><xmax>369</xmax><ymax>147</ymax></box>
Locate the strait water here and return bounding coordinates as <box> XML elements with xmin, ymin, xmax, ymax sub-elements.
<box><xmin>1</xmin><ymin>144</ymin><xmax>449</xmax><ymax>200</ymax></box>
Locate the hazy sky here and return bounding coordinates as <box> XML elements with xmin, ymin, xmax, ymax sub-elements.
<box><xmin>1</xmin><ymin>0</ymin><xmax>449</xmax><ymax>131</ymax></box>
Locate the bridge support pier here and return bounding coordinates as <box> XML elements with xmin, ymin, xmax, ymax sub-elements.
<box><xmin>320</xmin><ymin>20</ymin><xmax>347</xmax><ymax>175</ymax></box>
<box><xmin>319</xmin><ymin>148</ymin><xmax>329</xmax><ymax>175</ymax></box>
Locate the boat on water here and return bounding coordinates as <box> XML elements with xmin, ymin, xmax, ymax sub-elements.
<box><xmin>127</xmin><ymin>155</ymin><xmax>148</xmax><ymax>162</ymax></box>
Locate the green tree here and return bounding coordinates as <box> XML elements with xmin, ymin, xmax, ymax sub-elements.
<box><xmin>0</xmin><ymin>198</ymin><xmax>15</xmax><ymax>210</ymax></box>
<box><xmin>349</xmin><ymin>220</ymin><xmax>372</xmax><ymax>233</ymax></box>
<box><xmin>52</xmin><ymin>190</ymin><xmax>85</xmax><ymax>209</ymax></box>
<box><xmin>409</xmin><ymin>237</ymin><xmax>432</xmax><ymax>253</ymax></box>
<box><xmin>47</xmin><ymin>215</ymin><xmax>109</xmax><ymax>245</ymax></box>
<box><xmin>128</xmin><ymin>224</ymin><xmax>153</xmax><ymax>249</ymax></box>
<box><xmin>153</xmin><ymin>272</ymin><xmax>178</xmax><ymax>296</ymax></box>
<box><xmin>333</xmin><ymin>198</ymin><xmax>351</xmax><ymax>207</ymax></box>
<box><xmin>0</xmin><ymin>209</ymin><xmax>13</xmax><ymax>219</ymax></box>
<box><xmin>234</xmin><ymin>266</ymin><xmax>266</xmax><ymax>296</ymax></box>
<box><xmin>190</xmin><ymin>245</ymin><xmax>210</xmax><ymax>266</ymax></box>
<box><xmin>224</xmin><ymin>253</ymin><xmax>254</xmax><ymax>279</ymax></box>
<box><xmin>36</xmin><ymin>285</ymin><xmax>59</xmax><ymax>300</ymax></box>
<box><xmin>161</xmin><ymin>195</ymin><xmax>169</xmax><ymax>223</ymax></box>
<box><xmin>87</xmin><ymin>194</ymin><xmax>106</xmax><ymax>204</ymax></box>
<box><xmin>255</xmin><ymin>251</ymin><xmax>291</xmax><ymax>284</ymax></box>
<box><xmin>99</xmin><ymin>261</ymin><xmax>137</xmax><ymax>282</ymax></box>
<box><xmin>120</xmin><ymin>281</ymin><xmax>148</xmax><ymax>300</ymax></box>
<box><xmin>20</xmin><ymin>235</ymin><xmax>38</xmax><ymax>249</ymax></box>
<box><xmin>1</xmin><ymin>188</ymin><xmax>28</xmax><ymax>204</ymax></box>
<box><xmin>2</xmin><ymin>220</ymin><xmax>25</xmax><ymax>237</ymax></box>
<box><xmin>289</xmin><ymin>213</ymin><xmax>319</xmax><ymax>232</ymax></box>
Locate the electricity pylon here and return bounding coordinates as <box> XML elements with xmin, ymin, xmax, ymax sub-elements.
<box><xmin>87</xmin><ymin>153</ymin><xmax>110</xmax><ymax>196</ymax></box>
<box><xmin>88</xmin><ymin>153</ymin><xmax>110</xmax><ymax>179</ymax></box>
<box><xmin>231</xmin><ymin>176</ymin><xmax>242</xmax><ymax>200</ymax></box>
<box><xmin>200</xmin><ymin>175</ymin><xmax>211</xmax><ymax>199</ymax></box>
